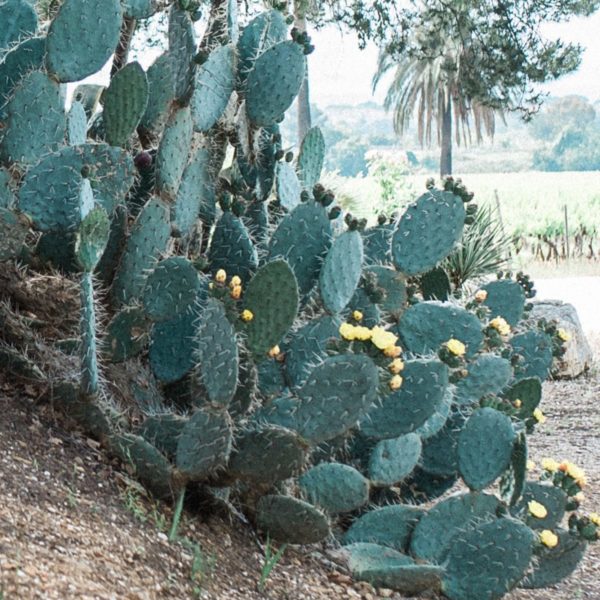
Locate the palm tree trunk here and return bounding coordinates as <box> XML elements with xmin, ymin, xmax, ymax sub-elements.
<box><xmin>294</xmin><ymin>10</ymin><xmax>311</xmax><ymax>142</ymax></box>
<box><xmin>440</xmin><ymin>94</ymin><xmax>452</xmax><ymax>178</ymax></box>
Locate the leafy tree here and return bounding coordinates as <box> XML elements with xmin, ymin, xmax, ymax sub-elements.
<box><xmin>529</xmin><ymin>95</ymin><xmax>596</xmax><ymax>141</ymax></box>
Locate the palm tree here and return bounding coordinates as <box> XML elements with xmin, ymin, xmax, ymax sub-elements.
<box><xmin>373</xmin><ymin>40</ymin><xmax>499</xmax><ymax>178</ymax></box>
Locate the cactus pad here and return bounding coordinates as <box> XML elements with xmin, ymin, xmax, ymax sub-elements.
<box><xmin>483</xmin><ymin>279</ymin><xmax>526</xmax><ymax>326</ymax></box>
<box><xmin>297</xmin><ymin>127</ymin><xmax>325</xmax><ymax>189</ymax></box>
<box><xmin>363</xmin><ymin>224</ymin><xmax>393</xmax><ymax>265</ymax></box>
<box><xmin>298</xmin><ymin>463</ymin><xmax>369</xmax><ymax>514</ymax></box>
<box><xmin>505</xmin><ymin>377</ymin><xmax>542</xmax><ymax>420</ymax></box>
<box><xmin>419</xmin><ymin>409</ymin><xmax>465</xmax><ymax>477</ymax></box>
<box><xmin>139</xmin><ymin>53</ymin><xmax>175</xmax><ymax>134</ymax></box>
<box><xmin>511</xmin><ymin>481</ymin><xmax>567</xmax><ymax>530</ymax></box>
<box><xmin>458</xmin><ymin>407</ymin><xmax>516</xmax><ymax>490</ymax></box>
<box><xmin>368</xmin><ymin>433</ymin><xmax>422</xmax><ymax>486</ymax></box>
<box><xmin>511</xmin><ymin>330</ymin><xmax>553</xmax><ymax>382</ymax></box>
<box><xmin>455</xmin><ymin>353</ymin><xmax>513</xmax><ymax>405</ymax></box>
<box><xmin>319</xmin><ymin>230</ymin><xmax>364</xmax><ymax>314</ymax></box>
<box><xmin>103</xmin><ymin>306</ymin><xmax>148</xmax><ymax>363</ymax></box>
<box><xmin>366</xmin><ymin>266</ymin><xmax>407</xmax><ymax>318</ymax></box>
<box><xmin>75</xmin><ymin>206</ymin><xmax>110</xmax><ymax>272</ymax></box>
<box><xmin>46</xmin><ymin>0</ymin><xmax>122</xmax><ymax>82</ymax></box>
<box><xmin>0</xmin><ymin>0</ymin><xmax>37</xmax><ymax>51</ymax></box>
<box><xmin>256</xmin><ymin>495</ymin><xmax>330</xmax><ymax>545</ymax></box>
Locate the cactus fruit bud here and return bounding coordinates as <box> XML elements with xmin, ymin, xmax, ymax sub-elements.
<box><xmin>215</xmin><ymin>269</ymin><xmax>227</xmax><ymax>283</ymax></box>
<box><xmin>328</xmin><ymin>206</ymin><xmax>342</xmax><ymax>220</ymax></box>
<box><xmin>134</xmin><ymin>151</ymin><xmax>152</xmax><ymax>170</ymax></box>
<box><xmin>389</xmin><ymin>374</ymin><xmax>403</xmax><ymax>390</ymax></box>
<box><xmin>241</xmin><ymin>309</ymin><xmax>254</xmax><ymax>322</ymax></box>
<box><xmin>285</xmin><ymin>151</ymin><xmax>294</xmax><ymax>162</ymax></box>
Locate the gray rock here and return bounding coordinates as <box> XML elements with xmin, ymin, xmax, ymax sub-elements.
<box><xmin>530</xmin><ymin>300</ymin><xmax>593</xmax><ymax>379</ymax></box>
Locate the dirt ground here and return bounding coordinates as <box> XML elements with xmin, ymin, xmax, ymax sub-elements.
<box><xmin>1</xmin><ymin>278</ymin><xmax>599</xmax><ymax>600</ymax></box>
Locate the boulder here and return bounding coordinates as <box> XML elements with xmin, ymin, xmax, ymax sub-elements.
<box><xmin>530</xmin><ymin>300</ymin><xmax>593</xmax><ymax>379</ymax></box>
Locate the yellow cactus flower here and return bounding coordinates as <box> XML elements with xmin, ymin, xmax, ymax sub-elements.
<box><xmin>389</xmin><ymin>358</ymin><xmax>405</xmax><ymax>374</ymax></box>
<box><xmin>229</xmin><ymin>275</ymin><xmax>242</xmax><ymax>288</ymax></box>
<box><xmin>475</xmin><ymin>289</ymin><xmax>488</xmax><ymax>302</ymax></box>
<box><xmin>489</xmin><ymin>316</ymin><xmax>511</xmax><ymax>336</ymax></box>
<box><xmin>526</xmin><ymin>460</ymin><xmax>536</xmax><ymax>471</ymax></box>
<box><xmin>241</xmin><ymin>309</ymin><xmax>254</xmax><ymax>322</ymax></box>
<box><xmin>389</xmin><ymin>375</ymin><xmax>403</xmax><ymax>391</ymax></box>
<box><xmin>533</xmin><ymin>408</ymin><xmax>546</xmax><ymax>424</ymax></box>
<box><xmin>230</xmin><ymin>284</ymin><xmax>242</xmax><ymax>299</ymax></box>
<box><xmin>541</xmin><ymin>458</ymin><xmax>560</xmax><ymax>472</ymax></box>
<box><xmin>574</xmin><ymin>492</ymin><xmax>585</xmax><ymax>503</ymax></box>
<box><xmin>539</xmin><ymin>530</ymin><xmax>559</xmax><ymax>548</ymax></box>
<box><xmin>513</xmin><ymin>399</ymin><xmax>522</xmax><ymax>408</ymax></box>
<box><xmin>208</xmin><ymin>282</ymin><xmax>215</xmax><ymax>290</ymax></box>
<box><xmin>352</xmin><ymin>310</ymin><xmax>364</xmax><ymax>322</ymax></box>
<box><xmin>557</xmin><ymin>461</ymin><xmax>587</xmax><ymax>486</ymax></box>
<box><xmin>383</xmin><ymin>345</ymin><xmax>402</xmax><ymax>358</ymax></box>
<box><xmin>371</xmin><ymin>326</ymin><xmax>398</xmax><ymax>350</ymax></box>
<box><xmin>589</xmin><ymin>513</ymin><xmax>600</xmax><ymax>526</ymax></box>
<box><xmin>557</xmin><ymin>328</ymin><xmax>571</xmax><ymax>342</ymax></box>
<box><xmin>339</xmin><ymin>323</ymin><xmax>356</xmax><ymax>341</ymax></box>
<box><xmin>354</xmin><ymin>326</ymin><xmax>372</xmax><ymax>341</ymax></box>
<box><xmin>268</xmin><ymin>345</ymin><xmax>281</xmax><ymax>358</ymax></box>
<box><xmin>528</xmin><ymin>500</ymin><xmax>548</xmax><ymax>519</ymax></box>
<box><xmin>446</xmin><ymin>338</ymin><xmax>466</xmax><ymax>357</ymax></box>
<box><xmin>215</xmin><ymin>269</ymin><xmax>227</xmax><ymax>283</ymax></box>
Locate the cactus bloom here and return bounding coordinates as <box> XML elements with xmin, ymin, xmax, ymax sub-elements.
<box><xmin>388</xmin><ymin>358</ymin><xmax>405</xmax><ymax>374</ymax></box>
<box><xmin>268</xmin><ymin>345</ymin><xmax>281</xmax><ymax>358</ymax></box>
<box><xmin>513</xmin><ymin>399</ymin><xmax>522</xmax><ymax>408</ymax></box>
<box><xmin>489</xmin><ymin>316</ymin><xmax>511</xmax><ymax>336</ymax></box>
<box><xmin>383</xmin><ymin>345</ymin><xmax>402</xmax><ymax>358</ymax></box>
<box><xmin>215</xmin><ymin>269</ymin><xmax>227</xmax><ymax>283</ymax></box>
<box><xmin>229</xmin><ymin>275</ymin><xmax>242</xmax><ymax>288</ymax></box>
<box><xmin>590</xmin><ymin>513</ymin><xmax>600</xmax><ymax>526</ymax></box>
<box><xmin>557</xmin><ymin>328</ymin><xmax>571</xmax><ymax>342</ymax></box>
<box><xmin>474</xmin><ymin>289</ymin><xmax>488</xmax><ymax>302</ymax></box>
<box><xmin>352</xmin><ymin>310</ymin><xmax>364</xmax><ymax>322</ymax></box>
<box><xmin>371</xmin><ymin>326</ymin><xmax>398</xmax><ymax>350</ymax></box>
<box><xmin>339</xmin><ymin>323</ymin><xmax>356</xmax><ymax>340</ymax></box>
<box><xmin>230</xmin><ymin>284</ymin><xmax>242</xmax><ymax>299</ymax></box>
<box><xmin>389</xmin><ymin>375</ymin><xmax>403</xmax><ymax>390</ymax></box>
<box><xmin>241</xmin><ymin>309</ymin><xmax>254</xmax><ymax>322</ymax></box>
<box><xmin>528</xmin><ymin>500</ymin><xmax>548</xmax><ymax>519</ymax></box>
<box><xmin>446</xmin><ymin>338</ymin><xmax>466</xmax><ymax>357</ymax></box>
<box><xmin>541</xmin><ymin>457</ymin><xmax>560</xmax><ymax>472</ymax></box>
<box><xmin>539</xmin><ymin>530</ymin><xmax>558</xmax><ymax>548</ymax></box>
<box><xmin>526</xmin><ymin>460</ymin><xmax>536</xmax><ymax>471</ymax></box>
<box><xmin>533</xmin><ymin>408</ymin><xmax>546</xmax><ymax>424</ymax></box>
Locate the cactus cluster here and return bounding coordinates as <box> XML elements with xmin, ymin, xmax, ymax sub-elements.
<box><xmin>0</xmin><ymin>2</ymin><xmax>596</xmax><ymax>598</ymax></box>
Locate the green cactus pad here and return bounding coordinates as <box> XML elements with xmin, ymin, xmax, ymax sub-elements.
<box><xmin>254</xmin><ymin>395</ymin><xmax>299</xmax><ymax>431</ymax></box>
<box><xmin>511</xmin><ymin>481</ymin><xmax>567</xmax><ymax>530</ymax></box>
<box><xmin>0</xmin><ymin>37</ymin><xmax>46</xmax><ymax>119</ymax></box>
<box><xmin>176</xmin><ymin>408</ymin><xmax>233</xmax><ymax>481</ymax></box>
<box><xmin>1</xmin><ymin>70</ymin><xmax>65</xmax><ymax>164</ymax></box>
<box><xmin>410</xmin><ymin>492</ymin><xmax>502</xmax><ymax>564</ymax></box>
<box><xmin>396</xmin><ymin>301</ymin><xmax>483</xmax><ymax>358</ymax></box>
<box><xmin>245</xmin><ymin>40</ymin><xmax>305</xmax><ymax>126</ymax></box>
<box><xmin>268</xmin><ymin>201</ymin><xmax>332</xmax><ymax>297</ymax></box>
<box><xmin>442</xmin><ymin>518</ymin><xmax>535</xmax><ymax>600</ymax></box>
<box><xmin>365</xmin><ymin>266</ymin><xmax>407</xmax><ymax>318</ymax></box>
<box><xmin>0</xmin><ymin>168</ymin><xmax>15</xmax><ymax>208</ymax></box>
<box><xmin>155</xmin><ymin>106</ymin><xmax>193</xmax><ymax>200</ymax></box>
<box><xmin>419</xmin><ymin>409</ymin><xmax>465</xmax><ymax>477</ymax></box>
<box><xmin>96</xmin><ymin>204</ymin><xmax>127</xmax><ymax>286</ymax></box>
<box><xmin>109</xmin><ymin>433</ymin><xmax>174</xmax><ymax>499</ymax></box>
<box><xmin>46</xmin><ymin>0</ymin><xmax>122</xmax><ymax>82</ymax></box>
<box><xmin>392</xmin><ymin>190</ymin><xmax>465</xmax><ymax>275</ymax></box>
<box><xmin>368</xmin><ymin>433</ymin><xmax>422</xmax><ymax>486</ymax></box>
<box><xmin>511</xmin><ymin>330</ymin><xmax>553</xmax><ymax>382</ymax></box>
<box><xmin>360</xmin><ymin>359</ymin><xmax>449</xmax><ymax>439</ymax></box>
<box><xmin>244</xmin><ymin>199</ymin><xmax>269</xmax><ymax>248</ymax></box>
<box><xmin>415</xmin><ymin>389</ymin><xmax>453</xmax><ymax>439</ymax></box>
<box><xmin>256</xmin><ymin>495</ymin><xmax>330</xmax><ymax>545</ymax></box>
<box><xmin>342</xmin><ymin>542</ymin><xmax>413</xmax><ymax>574</ymax></box>
<box><xmin>67</xmin><ymin>101</ymin><xmax>87</xmax><ymax>145</ymax></box>
<box><xmin>458</xmin><ymin>407</ymin><xmax>516</xmax><ymax>491</ymax></box>
<box><xmin>521</xmin><ymin>529</ymin><xmax>586</xmax><ymax>589</ymax></box>
<box><xmin>297</xmin><ymin>127</ymin><xmax>325</xmax><ymax>189</ymax></box>
<box><xmin>103</xmin><ymin>61</ymin><xmax>148</xmax><ymax>147</ymax></box>
<box><xmin>275</xmin><ymin>162</ymin><xmax>302</xmax><ymax>211</ymax></box>
<box><xmin>142</xmin><ymin>257</ymin><xmax>201</xmax><ymax>322</ymax></box>
<box><xmin>455</xmin><ymin>353</ymin><xmax>513</xmax><ymax>406</ymax></box>
<box><xmin>71</xmin><ymin>83</ymin><xmax>103</xmax><ymax>120</ymax></box>
<box><xmin>0</xmin><ymin>208</ymin><xmax>28</xmax><ymax>260</ymax></box>
<box><xmin>149</xmin><ymin>306</ymin><xmax>199</xmax><ymax>383</ymax></box>
<box><xmin>103</xmin><ymin>306</ymin><xmax>148</xmax><ymax>363</ymax></box>
<box><xmin>298</xmin><ymin>463</ymin><xmax>369</xmax><ymax>514</ymax></box>
<box><xmin>243</xmin><ymin>259</ymin><xmax>299</xmax><ymax>359</ymax></box>
<box><xmin>256</xmin><ymin>358</ymin><xmax>286</xmax><ymax>399</ymax></box>
<box><xmin>284</xmin><ymin>315</ymin><xmax>340</xmax><ymax>389</ymax></box>
<box><xmin>504</xmin><ymin>377</ymin><xmax>542</xmax><ymax>420</ymax></box>
<box><xmin>0</xmin><ymin>0</ymin><xmax>37</xmax><ymax>51</ymax></box>
<box><xmin>111</xmin><ymin>197</ymin><xmax>170</xmax><ymax>305</ymax></box>
<box><xmin>483</xmin><ymin>279</ymin><xmax>526</xmax><ymax>326</ymax></box>
<box><xmin>208</xmin><ymin>211</ymin><xmax>258</xmax><ymax>283</ymax></box>
<box><xmin>76</xmin><ymin>206</ymin><xmax>110</xmax><ymax>272</ymax></box>
<box><xmin>172</xmin><ymin>146</ymin><xmax>215</xmax><ymax>237</ymax></box>
<box><xmin>343</xmin><ymin>505</ymin><xmax>423</xmax><ymax>552</ymax></box>
<box><xmin>122</xmin><ymin>0</ymin><xmax>157</xmax><ymax>19</ymax></box>
<box><xmin>191</xmin><ymin>45</ymin><xmax>235</xmax><ymax>132</ymax></box>
<box><xmin>501</xmin><ymin>429</ymin><xmax>528</xmax><ymax>506</ymax></box>
<box><xmin>167</xmin><ymin>6</ymin><xmax>195</xmax><ymax>102</ymax></box>
<box><xmin>420</xmin><ymin>266</ymin><xmax>451</xmax><ymax>301</ymax></box>
<box><xmin>139</xmin><ymin>53</ymin><xmax>175</xmax><ymax>134</ymax></box>
<box><xmin>294</xmin><ymin>354</ymin><xmax>379</xmax><ymax>443</ymax></box>
<box><xmin>236</xmin><ymin>10</ymin><xmax>287</xmax><ymax>90</ymax></box>
<box><xmin>195</xmin><ymin>298</ymin><xmax>239</xmax><ymax>407</ymax></box>
<box><xmin>228</xmin><ymin>425</ymin><xmax>307</xmax><ymax>485</ymax></box>
<box><xmin>363</xmin><ymin>224</ymin><xmax>393</xmax><ymax>265</ymax></box>
<box><xmin>319</xmin><ymin>230</ymin><xmax>364</xmax><ymax>314</ymax></box>
<box><xmin>138</xmin><ymin>414</ymin><xmax>187</xmax><ymax>461</ymax></box>
<box><xmin>400</xmin><ymin>468</ymin><xmax>457</xmax><ymax>504</ymax></box>
<box><xmin>347</xmin><ymin>287</ymin><xmax>381</xmax><ymax>327</ymax></box>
